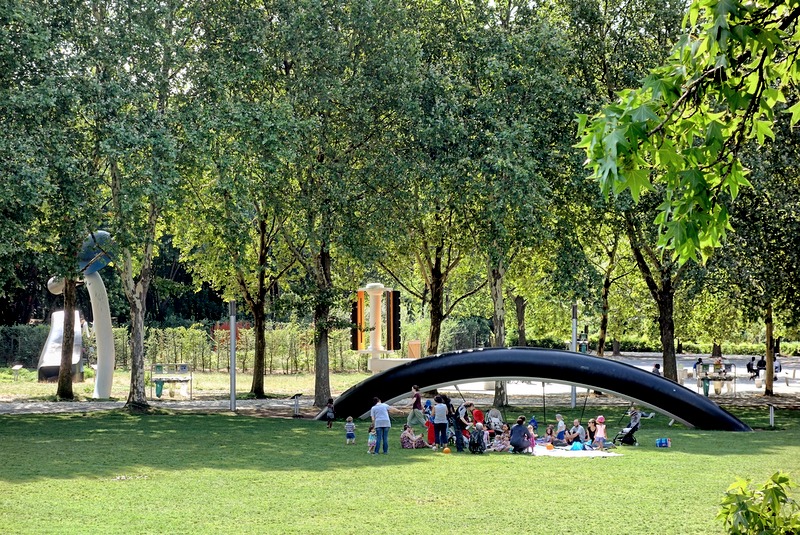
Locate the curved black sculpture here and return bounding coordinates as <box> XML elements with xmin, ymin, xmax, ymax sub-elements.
<box><xmin>319</xmin><ymin>347</ymin><xmax>751</xmax><ymax>431</ymax></box>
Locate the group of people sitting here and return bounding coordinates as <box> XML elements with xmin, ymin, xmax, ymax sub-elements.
<box><xmin>745</xmin><ymin>356</ymin><xmax>781</xmax><ymax>379</ymax></box>
<box><xmin>399</xmin><ymin>394</ymin><xmax>646</xmax><ymax>454</ymax></box>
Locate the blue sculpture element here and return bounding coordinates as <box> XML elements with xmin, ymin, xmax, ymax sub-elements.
<box><xmin>78</xmin><ymin>231</ymin><xmax>112</xmax><ymax>275</ymax></box>
<box><xmin>320</xmin><ymin>347</ymin><xmax>751</xmax><ymax>431</ymax></box>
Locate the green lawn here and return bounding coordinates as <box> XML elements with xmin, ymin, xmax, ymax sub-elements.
<box><xmin>0</xmin><ymin>369</ymin><xmax>372</xmax><ymax>401</ymax></box>
<box><xmin>1</xmin><ymin>406</ymin><xmax>799</xmax><ymax>534</ymax></box>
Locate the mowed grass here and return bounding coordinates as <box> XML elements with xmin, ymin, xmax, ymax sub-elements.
<box><xmin>1</xmin><ymin>406</ymin><xmax>799</xmax><ymax>534</ymax></box>
<box><xmin>0</xmin><ymin>369</ymin><xmax>371</xmax><ymax>401</ymax></box>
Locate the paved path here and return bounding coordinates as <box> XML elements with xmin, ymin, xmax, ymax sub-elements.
<box><xmin>2</xmin><ymin>353</ymin><xmax>797</xmax><ymax>415</ymax></box>
<box><xmin>0</xmin><ymin>397</ymin><xmax>319</xmax><ymax>416</ymax></box>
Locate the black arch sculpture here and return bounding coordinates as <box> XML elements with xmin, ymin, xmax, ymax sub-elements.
<box><xmin>318</xmin><ymin>347</ymin><xmax>751</xmax><ymax>431</ymax></box>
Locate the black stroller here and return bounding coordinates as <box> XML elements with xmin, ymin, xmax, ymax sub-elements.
<box><xmin>612</xmin><ymin>423</ymin><xmax>639</xmax><ymax>446</ymax></box>
<box><xmin>613</xmin><ymin>407</ymin><xmax>644</xmax><ymax>446</ymax></box>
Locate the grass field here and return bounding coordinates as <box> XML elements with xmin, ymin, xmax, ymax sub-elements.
<box><xmin>0</xmin><ymin>369</ymin><xmax>372</xmax><ymax>401</ymax></box>
<box><xmin>1</xmin><ymin>405</ymin><xmax>799</xmax><ymax>534</ymax></box>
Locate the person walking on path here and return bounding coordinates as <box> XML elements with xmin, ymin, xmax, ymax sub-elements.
<box><xmin>370</xmin><ymin>397</ymin><xmax>392</xmax><ymax>455</ymax></box>
<box><xmin>407</xmin><ymin>385</ymin><xmax>427</xmax><ymax>428</ymax></box>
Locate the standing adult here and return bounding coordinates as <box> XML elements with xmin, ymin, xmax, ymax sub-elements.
<box><xmin>454</xmin><ymin>401</ymin><xmax>474</xmax><ymax>452</ymax></box>
<box><xmin>370</xmin><ymin>397</ymin><xmax>392</xmax><ymax>455</ymax></box>
<box><xmin>509</xmin><ymin>416</ymin><xmax>534</xmax><ymax>454</ymax></box>
<box><xmin>407</xmin><ymin>385</ymin><xmax>427</xmax><ymax>428</ymax></box>
<box><xmin>432</xmin><ymin>395</ymin><xmax>448</xmax><ymax>451</ymax></box>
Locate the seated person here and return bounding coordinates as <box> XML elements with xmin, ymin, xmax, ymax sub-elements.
<box><xmin>693</xmin><ymin>357</ymin><xmax>703</xmax><ymax>370</ymax></box>
<box><xmin>564</xmin><ymin>419</ymin><xmax>587</xmax><ymax>445</ymax></box>
<box><xmin>756</xmin><ymin>357</ymin><xmax>767</xmax><ymax>377</ymax></box>
<box><xmin>538</xmin><ymin>424</ymin><xmax>555</xmax><ymax>445</ymax></box>
<box><xmin>400</xmin><ymin>424</ymin><xmax>431</xmax><ymax>449</ymax></box>
<box><xmin>586</xmin><ymin>418</ymin><xmax>597</xmax><ymax>443</ymax></box>
<box><xmin>487</xmin><ymin>426</ymin><xmax>510</xmax><ymax>452</ymax></box>
<box><xmin>746</xmin><ymin>357</ymin><xmax>757</xmax><ymax>378</ymax></box>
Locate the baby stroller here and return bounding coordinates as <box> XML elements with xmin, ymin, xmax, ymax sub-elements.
<box><xmin>468</xmin><ymin>427</ymin><xmax>486</xmax><ymax>454</ymax></box>
<box><xmin>612</xmin><ymin>424</ymin><xmax>638</xmax><ymax>446</ymax></box>
<box><xmin>613</xmin><ymin>407</ymin><xmax>645</xmax><ymax>446</ymax></box>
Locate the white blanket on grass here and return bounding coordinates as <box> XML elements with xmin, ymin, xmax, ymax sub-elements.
<box><xmin>534</xmin><ymin>445</ymin><xmax>622</xmax><ymax>458</ymax></box>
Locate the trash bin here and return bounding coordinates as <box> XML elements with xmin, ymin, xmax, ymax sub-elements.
<box><xmin>702</xmin><ymin>377</ymin><xmax>710</xmax><ymax>397</ymax></box>
<box><xmin>578</xmin><ymin>341</ymin><xmax>588</xmax><ymax>354</ymax></box>
<box><xmin>155</xmin><ymin>379</ymin><xmax>164</xmax><ymax>398</ymax></box>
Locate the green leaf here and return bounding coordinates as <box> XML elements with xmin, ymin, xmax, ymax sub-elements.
<box><xmin>786</xmin><ymin>101</ymin><xmax>800</xmax><ymax>125</ymax></box>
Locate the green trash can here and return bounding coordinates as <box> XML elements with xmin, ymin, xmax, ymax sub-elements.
<box><xmin>155</xmin><ymin>379</ymin><xmax>164</xmax><ymax>398</ymax></box>
<box><xmin>702</xmin><ymin>377</ymin><xmax>710</xmax><ymax>397</ymax></box>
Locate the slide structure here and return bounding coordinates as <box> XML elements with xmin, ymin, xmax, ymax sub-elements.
<box><xmin>37</xmin><ymin>310</ymin><xmax>82</xmax><ymax>381</ymax></box>
<box><xmin>321</xmin><ymin>347</ymin><xmax>751</xmax><ymax>431</ymax></box>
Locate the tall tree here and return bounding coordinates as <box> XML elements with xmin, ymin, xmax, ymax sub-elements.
<box><xmin>272</xmin><ymin>0</ymin><xmax>418</xmax><ymax>406</ymax></box>
<box><xmin>177</xmin><ymin>0</ymin><xmax>299</xmax><ymax>398</ymax></box>
<box><xmin>66</xmin><ymin>0</ymin><xmax>200</xmax><ymax>408</ymax></box>
<box><xmin>2</xmin><ymin>0</ymin><xmax>101</xmax><ymax>398</ymax></box>
<box><xmin>567</xmin><ymin>0</ymin><xmax>691</xmax><ymax>373</ymax></box>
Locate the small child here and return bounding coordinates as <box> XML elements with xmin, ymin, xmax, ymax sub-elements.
<box><xmin>526</xmin><ymin>422</ymin><xmax>537</xmax><ymax>455</ymax></box>
<box><xmin>345</xmin><ymin>416</ymin><xmax>356</xmax><ymax>445</ymax></box>
<box><xmin>367</xmin><ymin>424</ymin><xmax>377</xmax><ymax>454</ymax></box>
<box><xmin>555</xmin><ymin>413</ymin><xmax>566</xmax><ymax>441</ymax></box>
<box><xmin>593</xmin><ymin>415</ymin><xmax>608</xmax><ymax>450</ymax></box>
<box><xmin>325</xmin><ymin>398</ymin><xmax>335</xmax><ymax>429</ymax></box>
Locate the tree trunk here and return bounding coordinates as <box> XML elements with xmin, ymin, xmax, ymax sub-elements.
<box><xmin>597</xmin><ymin>273</ymin><xmax>612</xmax><ymax>357</ymax></box>
<box><xmin>514</xmin><ymin>294</ymin><xmax>527</xmax><ymax>347</ymax></box>
<box><xmin>625</xmin><ymin>213</ymin><xmax>680</xmax><ymax>381</ymax></box>
<box><xmin>612</xmin><ymin>339</ymin><xmax>621</xmax><ymax>356</ymax></box>
<box><xmin>657</xmin><ymin>286</ymin><xmax>677</xmax><ymax>381</ymax></box>
<box><xmin>127</xmin><ymin>291</ymin><xmax>148</xmax><ymax>408</ymax></box>
<box><xmin>489</xmin><ymin>261</ymin><xmax>508</xmax><ymax>407</ymax></box>
<box><xmin>711</xmin><ymin>343</ymin><xmax>722</xmax><ymax>358</ymax></box>
<box><xmin>489</xmin><ymin>262</ymin><xmax>506</xmax><ymax>347</ymax></box>
<box><xmin>765</xmin><ymin>302</ymin><xmax>774</xmax><ymax>396</ymax></box>
<box><xmin>245</xmin><ymin>217</ymin><xmax>270</xmax><ymax>399</ymax></box>
<box><xmin>313</xmin><ymin>247</ymin><xmax>332</xmax><ymax>407</ymax></box>
<box><xmin>250</xmin><ymin>304</ymin><xmax>267</xmax><ymax>398</ymax></box>
<box><xmin>426</xmin><ymin>257</ymin><xmax>445</xmax><ymax>355</ymax></box>
<box><xmin>56</xmin><ymin>278</ymin><xmax>76</xmax><ymax>400</ymax></box>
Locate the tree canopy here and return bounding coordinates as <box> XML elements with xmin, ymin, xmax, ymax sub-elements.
<box><xmin>578</xmin><ymin>0</ymin><xmax>800</xmax><ymax>263</ymax></box>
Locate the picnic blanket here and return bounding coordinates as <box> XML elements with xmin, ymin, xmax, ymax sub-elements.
<box><xmin>533</xmin><ymin>445</ymin><xmax>622</xmax><ymax>458</ymax></box>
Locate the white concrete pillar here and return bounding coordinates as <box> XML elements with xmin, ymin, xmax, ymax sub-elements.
<box><xmin>365</xmin><ymin>282</ymin><xmax>385</xmax><ymax>353</ymax></box>
<box><xmin>85</xmin><ymin>271</ymin><xmax>115</xmax><ymax>399</ymax></box>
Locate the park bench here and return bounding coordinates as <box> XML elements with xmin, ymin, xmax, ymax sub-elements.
<box><xmin>149</xmin><ymin>363</ymin><xmax>193</xmax><ymax>400</ymax></box>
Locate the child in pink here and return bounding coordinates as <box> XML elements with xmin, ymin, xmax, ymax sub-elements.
<box><xmin>593</xmin><ymin>415</ymin><xmax>608</xmax><ymax>450</ymax></box>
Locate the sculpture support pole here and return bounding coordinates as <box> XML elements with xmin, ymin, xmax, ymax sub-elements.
<box><xmin>571</xmin><ymin>303</ymin><xmax>577</xmax><ymax>408</ymax></box>
<box><xmin>85</xmin><ymin>271</ymin><xmax>115</xmax><ymax>399</ymax></box>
